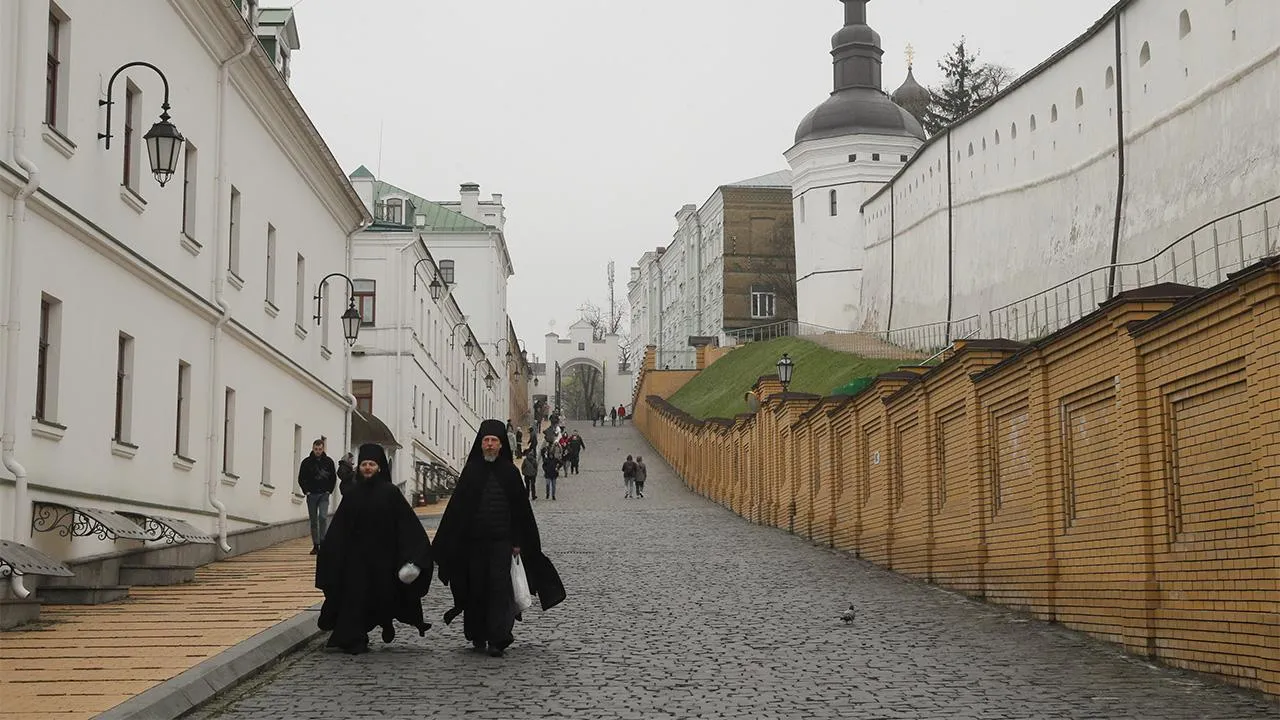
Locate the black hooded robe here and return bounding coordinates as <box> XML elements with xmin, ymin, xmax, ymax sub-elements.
<box><xmin>433</xmin><ymin>419</ymin><xmax>566</xmax><ymax>651</ymax></box>
<box><xmin>316</xmin><ymin>443</ymin><xmax>433</xmax><ymax>653</ymax></box>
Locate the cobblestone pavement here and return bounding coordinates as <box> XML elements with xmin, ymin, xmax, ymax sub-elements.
<box><xmin>190</xmin><ymin>423</ymin><xmax>1277</xmax><ymax>720</ymax></box>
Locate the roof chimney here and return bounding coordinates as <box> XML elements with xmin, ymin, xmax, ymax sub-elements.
<box><xmin>459</xmin><ymin>183</ymin><xmax>480</xmax><ymax>222</ymax></box>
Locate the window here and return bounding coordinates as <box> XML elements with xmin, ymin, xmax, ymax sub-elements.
<box><xmin>182</xmin><ymin>144</ymin><xmax>198</xmax><ymax>240</ymax></box>
<box><xmin>261</xmin><ymin>408</ymin><xmax>273</xmax><ymax>487</ymax></box>
<box><xmin>848</xmin><ymin>154</ymin><xmax>857</xmax><ymax>162</ymax></box>
<box><xmin>353</xmin><ymin>279</ymin><xmax>375</xmax><ymax>325</ymax></box>
<box><xmin>114</xmin><ymin>333</ymin><xmax>135</xmax><ymax>444</ymax></box>
<box><xmin>1075</xmin><ymin>88</ymin><xmax>1085</xmax><ymax>108</ymax></box>
<box><xmin>1030</xmin><ymin>114</ymin><xmax>1037</xmax><ymax>131</ymax></box>
<box><xmin>871</xmin><ymin>153</ymin><xmax>881</xmax><ymax>161</ymax></box>
<box><xmin>829</xmin><ymin>189</ymin><xmax>838</xmax><ymax>216</ymax></box>
<box><xmin>35</xmin><ymin>296</ymin><xmax>62</xmax><ymax>422</ymax></box>
<box><xmin>353</xmin><ymin>380</ymin><xmax>373</xmax><ymax>415</ymax></box>
<box><xmin>45</xmin><ymin>8</ymin><xmax>69</xmax><ymax>130</ymax></box>
<box><xmin>1051</xmin><ymin>104</ymin><xmax>1059</xmax><ymax>122</ymax></box>
<box><xmin>265</xmin><ymin>223</ymin><xmax>277</xmax><ymax>304</ymax></box>
<box><xmin>384</xmin><ymin>198</ymin><xmax>403</xmax><ymax>224</ymax></box>
<box><xmin>750</xmin><ymin>286</ymin><xmax>776</xmax><ymax>319</ymax></box>
<box><xmin>292</xmin><ymin>424</ymin><xmax>303</xmax><ymax>493</ymax></box>
<box><xmin>321</xmin><ymin>288</ymin><xmax>331</xmax><ymax>348</ymax></box>
<box><xmin>222</xmin><ymin>387</ymin><xmax>236</xmax><ymax>474</ymax></box>
<box><xmin>578</xmin><ymin>342</ymin><xmax>585</xmax><ymax>351</ymax></box>
<box><xmin>900</xmin><ymin>154</ymin><xmax>909</xmax><ymax>162</ymax></box>
<box><xmin>228</xmin><ymin>186</ymin><xmax>242</xmax><ymax>277</ymax></box>
<box><xmin>798</xmin><ymin>195</ymin><xmax>806</xmax><ymax>224</ymax></box>
<box><xmin>1011</xmin><ymin>123</ymin><xmax>1018</xmax><ymax>140</ymax></box>
<box><xmin>175</xmin><ymin>361</ymin><xmax>191</xmax><ymax>457</ymax></box>
<box><xmin>295</xmin><ymin>254</ymin><xmax>306</xmax><ymax>328</ymax></box>
<box><xmin>1179</xmin><ymin>10</ymin><xmax>1192</xmax><ymax>38</ymax></box>
<box><xmin>122</xmin><ymin>83</ymin><xmax>140</xmax><ymax>190</ymax></box>
<box><xmin>1105</xmin><ymin>66</ymin><xmax>1115</xmax><ymax>89</ymax></box>
<box><xmin>1139</xmin><ymin>42</ymin><xmax>1152</xmax><ymax>66</ymax></box>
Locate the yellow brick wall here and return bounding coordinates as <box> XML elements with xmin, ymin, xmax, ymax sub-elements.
<box><xmin>638</xmin><ymin>263</ymin><xmax>1280</xmax><ymax>698</ymax></box>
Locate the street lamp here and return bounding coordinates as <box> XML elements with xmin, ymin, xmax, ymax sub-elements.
<box><xmin>777</xmin><ymin>353</ymin><xmax>795</xmax><ymax>392</ymax></box>
<box><xmin>463</xmin><ymin>338</ymin><xmax>475</xmax><ymax>359</ymax></box>
<box><xmin>99</xmin><ymin>62</ymin><xmax>184</xmax><ymax>187</ymax></box>
<box><xmin>448</xmin><ymin>319</ymin><xmax>470</xmax><ymax>349</ymax></box>
<box><xmin>411</xmin><ymin>257</ymin><xmax>446</xmax><ymax>301</ymax></box>
<box><xmin>314</xmin><ymin>273</ymin><xmax>363</xmax><ymax>346</ymax></box>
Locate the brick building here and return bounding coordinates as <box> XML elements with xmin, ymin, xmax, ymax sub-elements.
<box><xmin>628</xmin><ymin>171</ymin><xmax>796</xmax><ymax>369</ymax></box>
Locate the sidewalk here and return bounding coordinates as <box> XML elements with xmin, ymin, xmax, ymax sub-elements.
<box><xmin>0</xmin><ymin>503</ymin><xmax>446</xmax><ymax>720</ymax></box>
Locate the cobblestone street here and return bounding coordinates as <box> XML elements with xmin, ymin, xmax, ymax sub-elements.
<box><xmin>190</xmin><ymin>424</ymin><xmax>1276</xmax><ymax>720</ymax></box>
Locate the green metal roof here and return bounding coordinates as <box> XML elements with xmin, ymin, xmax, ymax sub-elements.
<box><xmin>257</xmin><ymin>8</ymin><xmax>293</xmax><ymax>25</ymax></box>
<box><xmin>349</xmin><ymin>164</ymin><xmax>375</xmax><ymax>179</ymax></box>
<box><xmin>375</xmin><ymin>179</ymin><xmax>490</xmax><ymax>232</ymax></box>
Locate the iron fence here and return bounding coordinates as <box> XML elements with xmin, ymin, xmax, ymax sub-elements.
<box><xmin>989</xmin><ymin>196</ymin><xmax>1280</xmax><ymax>342</ymax></box>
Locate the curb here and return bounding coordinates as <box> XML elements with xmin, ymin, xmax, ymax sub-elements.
<box><xmin>94</xmin><ymin>605</ymin><xmax>323</xmax><ymax>720</ymax></box>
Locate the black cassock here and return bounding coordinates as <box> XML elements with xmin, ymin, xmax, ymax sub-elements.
<box><xmin>315</xmin><ymin>466</ymin><xmax>433</xmax><ymax>653</ymax></box>
<box><xmin>434</xmin><ymin>420</ymin><xmax>566</xmax><ymax>651</ymax></box>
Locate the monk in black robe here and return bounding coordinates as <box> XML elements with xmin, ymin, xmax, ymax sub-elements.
<box><xmin>433</xmin><ymin>419</ymin><xmax>566</xmax><ymax>657</ymax></box>
<box><xmin>315</xmin><ymin>443</ymin><xmax>433</xmax><ymax>654</ymax></box>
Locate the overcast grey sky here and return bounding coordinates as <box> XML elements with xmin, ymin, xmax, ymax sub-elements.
<box><xmin>289</xmin><ymin>0</ymin><xmax>1117</xmax><ymax>348</ymax></box>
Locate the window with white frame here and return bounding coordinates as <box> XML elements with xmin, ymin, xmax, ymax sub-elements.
<box><xmin>223</xmin><ymin>387</ymin><xmax>237</xmax><ymax>476</ymax></box>
<box><xmin>36</xmin><ymin>295</ymin><xmax>63</xmax><ymax>423</ymax></box>
<box><xmin>114</xmin><ymin>333</ymin><xmax>135</xmax><ymax>444</ymax></box>
<box><xmin>260</xmin><ymin>408</ymin><xmax>273</xmax><ymax>487</ymax></box>
<box><xmin>182</xmin><ymin>144</ymin><xmax>199</xmax><ymax>240</ymax></box>
<box><xmin>750</xmin><ymin>285</ymin><xmax>776</xmax><ymax>319</ymax></box>
<box><xmin>45</xmin><ymin>6</ymin><xmax>70</xmax><ymax>132</ymax></box>
<box><xmin>228</xmin><ymin>186</ymin><xmax>242</xmax><ymax>277</ymax></box>
<box><xmin>353</xmin><ymin>279</ymin><xmax>375</xmax><ymax>325</ymax></box>
<box><xmin>294</xmin><ymin>254</ymin><xmax>306</xmax><ymax>328</ymax></box>
<box><xmin>175</xmin><ymin>361</ymin><xmax>191</xmax><ymax>458</ymax></box>
<box><xmin>265</xmin><ymin>223</ymin><xmax>277</xmax><ymax>305</ymax></box>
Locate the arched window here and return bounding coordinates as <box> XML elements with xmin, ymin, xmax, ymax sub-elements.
<box><xmin>1105</xmin><ymin>66</ymin><xmax>1115</xmax><ymax>88</ymax></box>
<box><xmin>1030</xmin><ymin>114</ymin><xmax>1038</xmax><ymax>131</ymax></box>
<box><xmin>1010</xmin><ymin>122</ymin><xmax>1018</xmax><ymax>140</ymax></box>
<box><xmin>1179</xmin><ymin>10</ymin><xmax>1192</xmax><ymax>38</ymax></box>
<box><xmin>829</xmin><ymin>189</ymin><xmax>838</xmax><ymax>217</ymax></box>
<box><xmin>1139</xmin><ymin>41</ymin><xmax>1152</xmax><ymax>66</ymax></box>
<box><xmin>982</xmin><ymin>138</ymin><xmax>987</xmax><ymax>151</ymax></box>
<box><xmin>1051</xmin><ymin>105</ymin><xmax>1059</xmax><ymax>122</ymax></box>
<box><xmin>967</xmin><ymin>143</ymin><xmax>974</xmax><ymax>157</ymax></box>
<box><xmin>1075</xmin><ymin>88</ymin><xmax>1085</xmax><ymax>108</ymax></box>
<box><xmin>994</xmin><ymin>130</ymin><xmax>1001</xmax><ymax>145</ymax></box>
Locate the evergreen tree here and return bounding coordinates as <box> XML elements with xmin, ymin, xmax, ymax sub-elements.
<box><xmin>924</xmin><ymin>38</ymin><xmax>1016</xmax><ymax>135</ymax></box>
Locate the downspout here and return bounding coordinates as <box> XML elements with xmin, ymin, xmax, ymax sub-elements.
<box><xmin>886</xmin><ymin>187</ymin><xmax>896</xmax><ymax>336</ymax></box>
<box><xmin>1106</xmin><ymin>14</ymin><xmax>1127</xmax><ymax>299</ymax></box>
<box><xmin>205</xmin><ymin>36</ymin><xmax>255</xmax><ymax>554</ymax></box>
<box><xmin>945</xmin><ymin>131</ymin><xmax>955</xmax><ymax>343</ymax></box>
<box><xmin>394</xmin><ymin>236</ymin><xmax>418</xmax><ymax>487</ymax></box>
<box><xmin>693</xmin><ymin>209</ymin><xmax>704</xmax><ymax>335</ymax></box>
<box><xmin>342</xmin><ymin>219</ymin><xmax>371</xmax><ymax>457</ymax></box>
<box><xmin>4</xmin><ymin>0</ymin><xmax>41</xmax><ymax>598</ymax></box>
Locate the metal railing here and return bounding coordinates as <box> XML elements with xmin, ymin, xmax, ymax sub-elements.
<box><xmin>988</xmin><ymin>196</ymin><xmax>1280</xmax><ymax>342</ymax></box>
<box><xmin>723</xmin><ymin>316</ymin><xmax>980</xmax><ymax>356</ymax></box>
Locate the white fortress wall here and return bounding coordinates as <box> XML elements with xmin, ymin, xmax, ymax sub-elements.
<box><xmin>859</xmin><ymin>0</ymin><xmax>1280</xmax><ymax>334</ymax></box>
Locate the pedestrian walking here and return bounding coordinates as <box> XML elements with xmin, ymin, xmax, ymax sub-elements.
<box><xmin>521</xmin><ymin>447</ymin><xmax>538</xmax><ymax>501</ymax></box>
<box><xmin>634</xmin><ymin>456</ymin><xmax>647</xmax><ymax>498</ymax></box>
<box><xmin>566</xmin><ymin>432</ymin><xmax>585</xmax><ymax>475</ymax></box>
<box><xmin>432</xmin><ymin>420</ymin><xmax>566</xmax><ymax>657</ymax></box>
<box><xmin>610</xmin><ymin>406</ymin><xmax>618</xmax><ymax>427</ymax></box>
<box><xmin>621</xmin><ymin>454</ymin><xmax>637</xmax><ymax>499</ymax></box>
<box><xmin>617</xmin><ymin>404</ymin><xmax>626</xmax><ymax>423</ymax></box>
<box><xmin>336</xmin><ymin>452</ymin><xmax>355</xmax><ymax>497</ymax></box>
<box><xmin>298</xmin><ymin>436</ymin><xmax>337</xmax><ymax>554</ymax></box>
<box><xmin>542</xmin><ymin>449</ymin><xmax>560</xmax><ymax>501</ymax></box>
<box><xmin>315</xmin><ymin>443</ymin><xmax>434</xmax><ymax>655</ymax></box>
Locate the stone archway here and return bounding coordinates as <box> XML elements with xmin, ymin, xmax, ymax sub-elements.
<box><xmin>559</xmin><ymin>357</ymin><xmax>605</xmax><ymax>421</ymax></box>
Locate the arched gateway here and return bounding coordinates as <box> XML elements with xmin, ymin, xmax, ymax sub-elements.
<box><xmin>534</xmin><ymin>320</ymin><xmax>634</xmax><ymax>421</ymax></box>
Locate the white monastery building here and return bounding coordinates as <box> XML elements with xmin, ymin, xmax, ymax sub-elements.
<box><xmin>789</xmin><ymin>0</ymin><xmax>1280</xmax><ymax>340</ymax></box>
<box><xmin>0</xmin><ymin>0</ymin><xmax>367</xmax><ymax>584</ymax></box>
<box><xmin>345</xmin><ymin>167</ymin><xmax>517</xmax><ymax>496</ymax></box>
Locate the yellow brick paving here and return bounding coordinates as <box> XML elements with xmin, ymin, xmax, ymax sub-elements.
<box><xmin>0</xmin><ymin>502</ymin><xmax>446</xmax><ymax>720</ymax></box>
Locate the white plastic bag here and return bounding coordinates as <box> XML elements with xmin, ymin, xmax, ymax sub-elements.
<box><xmin>511</xmin><ymin>555</ymin><xmax>535</xmax><ymax>613</ymax></box>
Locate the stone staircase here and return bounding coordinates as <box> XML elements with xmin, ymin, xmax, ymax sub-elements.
<box><xmin>803</xmin><ymin>332</ymin><xmax>927</xmax><ymax>360</ymax></box>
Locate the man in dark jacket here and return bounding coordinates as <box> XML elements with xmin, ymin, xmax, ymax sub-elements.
<box><xmin>565</xmin><ymin>433</ymin><xmax>585</xmax><ymax>475</ymax></box>
<box><xmin>433</xmin><ymin>419</ymin><xmax>565</xmax><ymax>657</ymax></box>
<box><xmin>520</xmin><ymin>447</ymin><xmax>538</xmax><ymax>501</ymax></box>
<box><xmin>298</xmin><ymin>436</ymin><xmax>337</xmax><ymax>554</ymax></box>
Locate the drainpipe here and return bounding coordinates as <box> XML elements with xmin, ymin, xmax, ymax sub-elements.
<box><xmin>205</xmin><ymin>36</ymin><xmax>255</xmax><ymax>554</ymax></box>
<box><xmin>3</xmin><ymin>0</ymin><xmax>41</xmax><ymax>598</ymax></box>
<box><xmin>1106</xmin><ymin>14</ymin><xmax>1127</xmax><ymax>299</ymax></box>
<box><xmin>394</xmin><ymin>236</ymin><xmax>418</xmax><ymax>485</ymax></box>
<box><xmin>342</xmin><ymin>219</ymin><xmax>371</xmax><ymax>457</ymax></box>
<box><xmin>693</xmin><ymin>209</ymin><xmax>704</xmax><ymax>335</ymax></box>
<box><xmin>945</xmin><ymin>130</ymin><xmax>955</xmax><ymax>343</ymax></box>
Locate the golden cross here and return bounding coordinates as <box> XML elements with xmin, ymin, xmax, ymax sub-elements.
<box><xmin>905</xmin><ymin>43</ymin><xmax>916</xmax><ymax>67</ymax></box>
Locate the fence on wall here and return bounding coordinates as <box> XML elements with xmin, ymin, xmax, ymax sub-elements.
<box><xmin>723</xmin><ymin>316</ymin><xmax>980</xmax><ymax>356</ymax></box>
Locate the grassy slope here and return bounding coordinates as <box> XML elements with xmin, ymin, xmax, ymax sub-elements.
<box><xmin>667</xmin><ymin>337</ymin><xmax>910</xmax><ymax>420</ymax></box>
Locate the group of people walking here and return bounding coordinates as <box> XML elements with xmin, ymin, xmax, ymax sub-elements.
<box><xmin>299</xmin><ymin>422</ymin><xmax>566</xmax><ymax>657</ymax></box>
<box><xmin>591</xmin><ymin>404</ymin><xmax>628</xmax><ymax>427</ymax></box>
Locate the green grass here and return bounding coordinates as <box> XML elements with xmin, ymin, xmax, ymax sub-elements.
<box><xmin>667</xmin><ymin>337</ymin><xmax>911</xmax><ymax>420</ymax></box>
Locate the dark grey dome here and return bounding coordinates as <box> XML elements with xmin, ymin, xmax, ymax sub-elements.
<box><xmin>794</xmin><ymin>88</ymin><xmax>926</xmax><ymax>144</ymax></box>
<box><xmin>892</xmin><ymin>66</ymin><xmax>931</xmax><ymax>107</ymax></box>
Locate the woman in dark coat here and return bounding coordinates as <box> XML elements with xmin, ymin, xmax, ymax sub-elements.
<box><xmin>433</xmin><ymin>419</ymin><xmax>566</xmax><ymax>657</ymax></box>
<box><xmin>315</xmin><ymin>443</ymin><xmax>433</xmax><ymax>654</ymax></box>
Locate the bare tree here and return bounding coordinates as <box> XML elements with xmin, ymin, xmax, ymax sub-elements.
<box><xmin>578</xmin><ymin>299</ymin><xmax>632</xmax><ymax>366</ymax></box>
<box><xmin>560</xmin><ymin>365</ymin><xmax>604</xmax><ymax>420</ymax></box>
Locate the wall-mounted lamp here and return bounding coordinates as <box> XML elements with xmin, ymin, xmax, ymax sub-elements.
<box><xmin>314</xmin><ymin>273</ymin><xmax>363</xmax><ymax>346</ymax></box>
<box><xmin>99</xmin><ymin>62</ymin><xmax>184</xmax><ymax>187</ymax></box>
